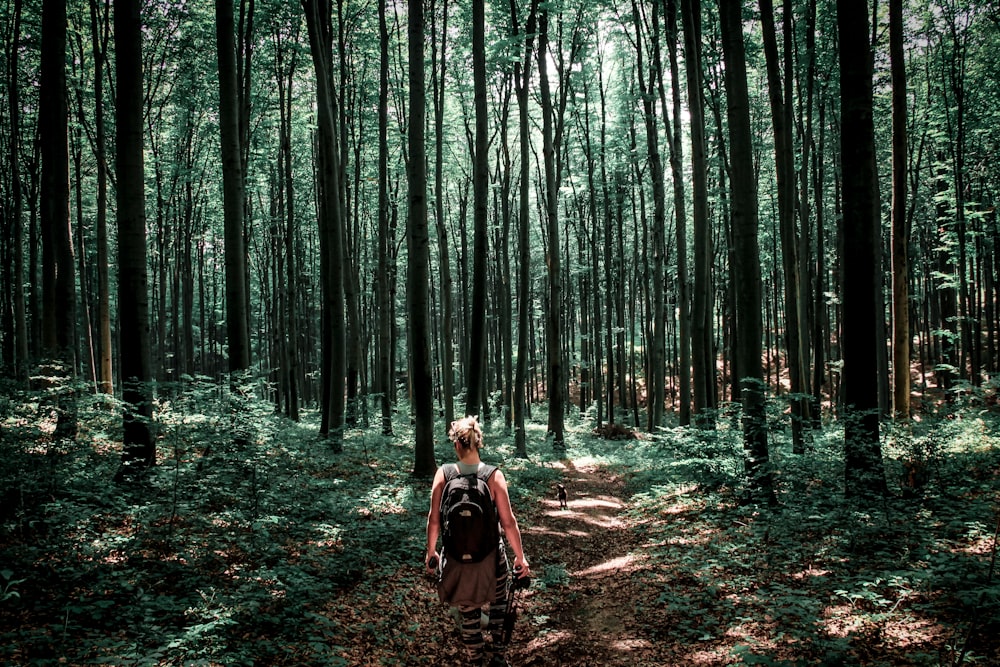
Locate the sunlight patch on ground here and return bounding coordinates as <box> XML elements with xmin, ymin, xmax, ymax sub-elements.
<box><xmin>524</xmin><ymin>629</ymin><xmax>574</xmax><ymax>652</ymax></box>
<box><xmin>548</xmin><ymin>512</ymin><xmax>623</xmax><ymax>530</ymax></box>
<box><xmin>572</xmin><ymin>553</ymin><xmax>644</xmax><ymax>578</ymax></box>
<box><xmin>681</xmin><ymin>646</ymin><xmax>734</xmax><ymax>665</ymax></box>
<box><xmin>790</xmin><ymin>567</ymin><xmax>831</xmax><ymax>580</ymax></box>
<box><xmin>523</xmin><ymin>524</ymin><xmax>592</xmax><ymax>539</ymax></box>
<box><xmin>611</xmin><ymin>638</ymin><xmax>652</xmax><ymax>651</ymax></box>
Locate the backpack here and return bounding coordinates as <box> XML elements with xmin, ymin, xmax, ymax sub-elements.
<box><xmin>439</xmin><ymin>463</ymin><xmax>500</xmax><ymax>564</ymax></box>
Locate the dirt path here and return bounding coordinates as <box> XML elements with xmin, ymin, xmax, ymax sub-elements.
<box><xmin>507</xmin><ymin>459</ymin><xmax>657</xmax><ymax>666</ymax></box>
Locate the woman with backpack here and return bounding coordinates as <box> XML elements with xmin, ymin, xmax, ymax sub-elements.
<box><xmin>425</xmin><ymin>416</ymin><xmax>531</xmax><ymax>667</ymax></box>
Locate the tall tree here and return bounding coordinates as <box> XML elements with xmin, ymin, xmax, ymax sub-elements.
<box><xmin>7</xmin><ymin>0</ymin><xmax>29</xmax><ymax>381</ymax></box>
<box><xmin>720</xmin><ymin>0</ymin><xmax>773</xmax><ymax>502</ymax></box>
<box><xmin>632</xmin><ymin>0</ymin><xmax>667</xmax><ymax>430</ymax></box>
<box><xmin>430</xmin><ymin>0</ymin><xmax>455</xmax><ymax>427</ymax></box>
<box><xmin>837</xmin><ymin>0</ymin><xmax>886</xmax><ymax>497</ymax></box>
<box><xmin>759</xmin><ymin>0</ymin><xmax>809</xmax><ymax>452</ymax></box>
<box><xmin>89</xmin><ymin>0</ymin><xmax>113</xmax><ymax>394</ymax></box>
<box><xmin>680</xmin><ymin>0</ymin><xmax>715</xmax><ymax>425</ymax></box>
<box><xmin>889</xmin><ymin>0</ymin><xmax>910</xmax><ymax>420</ymax></box>
<box><xmin>115</xmin><ymin>0</ymin><xmax>156</xmax><ymax>476</ymax></box>
<box><xmin>466</xmin><ymin>0</ymin><xmax>490</xmax><ymax>419</ymax></box>
<box><xmin>511</xmin><ymin>0</ymin><xmax>538</xmax><ymax>458</ymax></box>
<box><xmin>303</xmin><ymin>0</ymin><xmax>347</xmax><ymax>448</ymax></box>
<box><xmin>537</xmin><ymin>3</ymin><xmax>565</xmax><ymax>447</ymax></box>
<box><xmin>216</xmin><ymin>0</ymin><xmax>251</xmax><ymax>373</ymax></box>
<box><xmin>40</xmin><ymin>0</ymin><xmax>77</xmax><ymax>439</ymax></box>
<box><xmin>664</xmin><ymin>0</ymin><xmax>691</xmax><ymax>426</ymax></box>
<box><xmin>407</xmin><ymin>0</ymin><xmax>437</xmax><ymax>477</ymax></box>
<box><xmin>377</xmin><ymin>0</ymin><xmax>394</xmax><ymax>435</ymax></box>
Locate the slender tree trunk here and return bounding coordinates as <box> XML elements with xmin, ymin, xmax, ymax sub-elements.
<box><xmin>40</xmin><ymin>0</ymin><xmax>78</xmax><ymax>439</ymax></box>
<box><xmin>760</xmin><ymin>0</ymin><xmax>808</xmax><ymax>452</ymax></box>
<box><xmin>665</xmin><ymin>0</ymin><xmax>691</xmax><ymax>426</ymax></box>
<box><xmin>377</xmin><ymin>0</ymin><xmax>393</xmax><ymax>435</ymax></box>
<box><xmin>430</xmin><ymin>0</ymin><xmax>455</xmax><ymax>428</ymax></box>
<box><xmin>537</xmin><ymin>5</ymin><xmax>564</xmax><ymax>447</ymax></box>
<box><xmin>407</xmin><ymin>0</ymin><xmax>437</xmax><ymax>477</ymax></box>
<box><xmin>303</xmin><ymin>0</ymin><xmax>347</xmax><ymax>448</ymax></box>
<box><xmin>511</xmin><ymin>0</ymin><xmax>538</xmax><ymax>458</ymax></box>
<box><xmin>8</xmin><ymin>0</ymin><xmax>29</xmax><ymax>381</ymax></box>
<box><xmin>216</xmin><ymin>0</ymin><xmax>251</xmax><ymax>374</ymax></box>
<box><xmin>680</xmin><ymin>0</ymin><xmax>715</xmax><ymax>425</ymax></box>
<box><xmin>633</xmin><ymin>0</ymin><xmax>667</xmax><ymax>431</ymax></box>
<box><xmin>720</xmin><ymin>0</ymin><xmax>773</xmax><ymax>503</ymax></box>
<box><xmin>115</xmin><ymin>0</ymin><xmax>155</xmax><ymax>476</ymax></box>
<box><xmin>466</xmin><ymin>0</ymin><xmax>489</xmax><ymax>419</ymax></box>
<box><xmin>889</xmin><ymin>0</ymin><xmax>910</xmax><ymax>420</ymax></box>
<box><xmin>838</xmin><ymin>0</ymin><xmax>886</xmax><ymax>498</ymax></box>
<box><xmin>89</xmin><ymin>0</ymin><xmax>113</xmax><ymax>395</ymax></box>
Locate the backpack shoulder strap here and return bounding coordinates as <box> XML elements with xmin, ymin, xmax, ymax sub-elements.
<box><xmin>442</xmin><ymin>463</ymin><xmax>461</xmax><ymax>482</ymax></box>
<box><xmin>476</xmin><ymin>464</ymin><xmax>498</xmax><ymax>483</ymax></box>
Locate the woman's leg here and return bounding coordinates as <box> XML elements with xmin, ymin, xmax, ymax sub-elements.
<box><xmin>457</xmin><ymin>605</ymin><xmax>486</xmax><ymax>664</ymax></box>
<box><xmin>487</xmin><ymin>547</ymin><xmax>510</xmax><ymax>646</ymax></box>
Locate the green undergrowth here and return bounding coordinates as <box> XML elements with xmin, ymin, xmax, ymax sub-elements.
<box><xmin>1</xmin><ymin>382</ymin><xmax>998</xmax><ymax>665</ymax></box>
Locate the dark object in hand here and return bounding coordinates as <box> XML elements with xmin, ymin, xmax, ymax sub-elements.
<box><xmin>512</xmin><ymin>565</ymin><xmax>531</xmax><ymax>590</ymax></box>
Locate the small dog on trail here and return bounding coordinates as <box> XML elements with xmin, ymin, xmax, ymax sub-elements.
<box><xmin>557</xmin><ymin>483</ymin><xmax>568</xmax><ymax>509</ymax></box>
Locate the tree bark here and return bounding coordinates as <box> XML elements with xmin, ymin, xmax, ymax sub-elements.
<box><xmin>665</xmin><ymin>0</ymin><xmax>691</xmax><ymax>426</ymax></box>
<box><xmin>680</xmin><ymin>0</ymin><xmax>715</xmax><ymax>425</ymax></box>
<box><xmin>215</xmin><ymin>0</ymin><xmax>251</xmax><ymax>376</ymax></box>
<box><xmin>466</xmin><ymin>0</ymin><xmax>490</xmax><ymax>420</ymax></box>
<box><xmin>720</xmin><ymin>0</ymin><xmax>773</xmax><ymax>502</ymax></box>
<box><xmin>511</xmin><ymin>0</ymin><xmax>538</xmax><ymax>458</ymax></box>
<box><xmin>303</xmin><ymin>0</ymin><xmax>347</xmax><ymax>449</ymax></box>
<box><xmin>40</xmin><ymin>0</ymin><xmax>78</xmax><ymax>439</ymax></box>
<box><xmin>377</xmin><ymin>0</ymin><xmax>393</xmax><ymax>435</ymax></box>
<box><xmin>7</xmin><ymin>0</ymin><xmax>29</xmax><ymax>381</ymax></box>
<box><xmin>537</xmin><ymin>5</ymin><xmax>564</xmax><ymax>447</ymax></box>
<box><xmin>837</xmin><ymin>0</ymin><xmax>887</xmax><ymax>498</ymax></box>
<box><xmin>115</xmin><ymin>0</ymin><xmax>155</xmax><ymax>476</ymax></box>
<box><xmin>633</xmin><ymin>0</ymin><xmax>667</xmax><ymax>431</ymax></box>
<box><xmin>889</xmin><ymin>0</ymin><xmax>910</xmax><ymax>420</ymax></box>
<box><xmin>407</xmin><ymin>0</ymin><xmax>437</xmax><ymax>477</ymax></box>
<box><xmin>760</xmin><ymin>0</ymin><xmax>809</xmax><ymax>452</ymax></box>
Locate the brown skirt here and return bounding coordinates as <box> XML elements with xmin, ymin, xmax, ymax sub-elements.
<box><xmin>437</xmin><ymin>545</ymin><xmax>505</xmax><ymax>607</ymax></box>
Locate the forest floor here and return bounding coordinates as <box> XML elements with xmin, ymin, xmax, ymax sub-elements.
<box><xmin>3</xmin><ymin>394</ymin><xmax>1000</xmax><ymax>666</ymax></box>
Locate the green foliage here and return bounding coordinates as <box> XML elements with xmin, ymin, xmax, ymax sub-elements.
<box><xmin>1</xmin><ymin>387</ymin><xmax>998</xmax><ymax>664</ymax></box>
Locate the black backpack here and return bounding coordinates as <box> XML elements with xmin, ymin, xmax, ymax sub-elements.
<box><xmin>439</xmin><ymin>463</ymin><xmax>500</xmax><ymax>564</ymax></box>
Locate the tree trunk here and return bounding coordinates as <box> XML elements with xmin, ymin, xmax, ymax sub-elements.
<box><xmin>719</xmin><ymin>0</ymin><xmax>773</xmax><ymax>502</ymax></box>
<box><xmin>89</xmin><ymin>0</ymin><xmax>113</xmax><ymax>395</ymax></box>
<box><xmin>407</xmin><ymin>0</ymin><xmax>437</xmax><ymax>477</ymax></box>
<box><xmin>275</xmin><ymin>19</ymin><xmax>300</xmax><ymax>421</ymax></box>
<box><xmin>511</xmin><ymin>0</ymin><xmax>537</xmax><ymax>458</ymax></box>
<box><xmin>114</xmin><ymin>0</ymin><xmax>155</xmax><ymax>476</ymax></box>
<box><xmin>215</xmin><ymin>0</ymin><xmax>251</xmax><ymax>374</ymax></box>
<box><xmin>680</xmin><ymin>0</ymin><xmax>715</xmax><ymax>425</ymax></box>
<box><xmin>760</xmin><ymin>0</ymin><xmax>809</xmax><ymax>452</ymax></box>
<box><xmin>40</xmin><ymin>0</ymin><xmax>78</xmax><ymax>439</ymax></box>
<box><xmin>633</xmin><ymin>0</ymin><xmax>667</xmax><ymax>431</ymax></box>
<box><xmin>377</xmin><ymin>0</ymin><xmax>393</xmax><ymax>435</ymax></box>
<box><xmin>303</xmin><ymin>0</ymin><xmax>347</xmax><ymax>449</ymax></box>
<box><xmin>665</xmin><ymin>0</ymin><xmax>691</xmax><ymax>427</ymax></box>
<box><xmin>430</xmin><ymin>0</ymin><xmax>455</xmax><ymax>429</ymax></box>
<box><xmin>537</xmin><ymin>5</ymin><xmax>564</xmax><ymax>447</ymax></box>
<box><xmin>466</xmin><ymin>0</ymin><xmax>490</xmax><ymax>420</ymax></box>
<box><xmin>8</xmin><ymin>0</ymin><xmax>29</xmax><ymax>381</ymax></box>
<box><xmin>838</xmin><ymin>0</ymin><xmax>886</xmax><ymax>498</ymax></box>
<box><xmin>889</xmin><ymin>0</ymin><xmax>910</xmax><ymax>420</ymax></box>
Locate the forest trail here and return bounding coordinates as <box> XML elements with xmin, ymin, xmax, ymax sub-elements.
<box><xmin>507</xmin><ymin>459</ymin><xmax>657</xmax><ymax>667</ymax></box>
